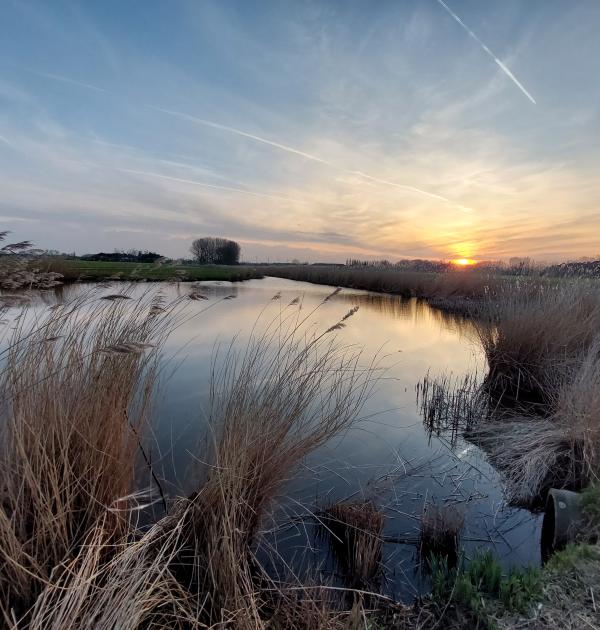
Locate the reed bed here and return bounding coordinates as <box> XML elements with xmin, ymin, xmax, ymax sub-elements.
<box><xmin>0</xmin><ymin>287</ymin><xmax>387</xmax><ymax>628</ymax></box>
<box><xmin>0</xmin><ymin>288</ymin><xmax>176</xmax><ymax>625</ymax></box>
<box><xmin>414</xmin><ymin>276</ymin><xmax>600</xmax><ymax>505</ymax></box>
<box><xmin>262</xmin><ymin>264</ymin><xmax>511</xmax><ymax>311</ymax></box>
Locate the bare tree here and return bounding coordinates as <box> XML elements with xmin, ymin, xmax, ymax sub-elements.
<box><xmin>190</xmin><ymin>237</ymin><xmax>240</xmax><ymax>265</ymax></box>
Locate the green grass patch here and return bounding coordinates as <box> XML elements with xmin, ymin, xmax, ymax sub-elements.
<box><xmin>429</xmin><ymin>551</ymin><xmax>543</xmax><ymax>628</ymax></box>
<box><xmin>544</xmin><ymin>542</ymin><xmax>600</xmax><ymax>574</ymax></box>
<box><xmin>38</xmin><ymin>259</ymin><xmax>263</xmax><ymax>283</ymax></box>
<box><xmin>581</xmin><ymin>484</ymin><xmax>600</xmax><ymax>529</ymax></box>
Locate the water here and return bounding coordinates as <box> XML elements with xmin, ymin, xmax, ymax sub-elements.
<box><xmin>11</xmin><ymin>276</ymin><xmax>542</xmax><ymax>601</ymax></box>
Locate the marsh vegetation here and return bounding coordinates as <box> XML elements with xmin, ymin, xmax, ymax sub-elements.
<box><xmin>1</xmin><ymin>262</ymin><xmax>599</xmax><ymax>627</ymax></box>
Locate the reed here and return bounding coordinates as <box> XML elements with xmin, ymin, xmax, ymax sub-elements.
<box><xmin>477</xmin><ymin>281</ymin><xmax>600</xmax><ymax>404</ymax></box>
<box><xmin>4</xmin><ymin>292</ymin><xmax>379</xmax><ymax>628</ymax></box>
<box><xmin>0</xmin><ymin>288</ymin><xmax>174</xmax><ymax>624</ymax></box>
<box><xmin>159</xmin><ymin>300</ymin><xmax>377</xmax><ymax>626</ymax></box>
<box><xmin>321</xmin><ymin>500</ymin><xmax>385</xmax><ymax>589</ymax></box>
<box><xmin>419</xmin><ymin>503</ymin><xmax>465</xmax><ymax>568</ymax></box>
<box><xmin>262</xmin><ymin>264</ymin><xmax>509</xmax><ymax>312</ymax></box>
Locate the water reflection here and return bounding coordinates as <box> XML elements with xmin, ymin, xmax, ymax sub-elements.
<box><xmin>9</xmin><ymin>277</ymin><xmax>540</xmax><ymax>601</ymax></box>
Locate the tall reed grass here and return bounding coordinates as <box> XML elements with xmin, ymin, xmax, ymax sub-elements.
<box><xmin>0</xmin><ymin>289</ymin><xmax>174</xmax><ymax>624</ymax></box>
<box><xmin>0</xmin><ymin>288</ymin><xmax>383</xmax><ymax>627</ymax></box>
<box><xmin>262</xmin><ymin>264</ymin><xmax>510</xmax><ymax>311</ymax></box>
<box><xmin>421</xmin><ymin>280</ymin><xmax>600</xmax><ymax>504</ymax></box>
<box><xmin>159</xmin><ymin>300</ymin><xmax>377</xmax><ymax>626</ymax></box>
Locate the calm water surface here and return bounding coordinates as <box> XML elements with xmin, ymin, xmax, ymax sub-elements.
<box><xmin>20</xmin><ymin>277</ymin><xmax>541</xmax><ymax>600</ymax></box>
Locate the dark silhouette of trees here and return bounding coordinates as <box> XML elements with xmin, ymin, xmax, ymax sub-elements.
<box><xmin>81</xmin><ymin>250</ymin><xmax>163</xmax><ymax>263</ymax></box>
<box><xmin>190</xmin><ymin>237</ymin><xmax>240</xmax><ymax>265</ymax></box>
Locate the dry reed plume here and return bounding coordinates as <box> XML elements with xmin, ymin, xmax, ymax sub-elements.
<box><xmin>1</xmin><ymin>288</ymin><xmax>381</xmax><ymax>628</ymax></box>
<box><xmin>0</xmin><ymin>288</ymin><xmax>175</xmax><ymax>625</ymax></box>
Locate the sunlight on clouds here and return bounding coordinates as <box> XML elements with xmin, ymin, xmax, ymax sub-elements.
<box><xmin>0</xmin><ymin>0</ymin><xmax>599</xmax><ymax>260</ymax></box>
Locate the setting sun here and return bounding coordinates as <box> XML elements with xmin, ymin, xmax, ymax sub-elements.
<box><xmin>452</xmin><ymin>258</ymin><xmax>476</xmax><ymax>266</ymax></box>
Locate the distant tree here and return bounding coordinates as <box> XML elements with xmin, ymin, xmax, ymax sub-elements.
<box><xmin>190</xmin><ymin>237</ymin><xmax>240</xmax><ymax>265</ymax></box>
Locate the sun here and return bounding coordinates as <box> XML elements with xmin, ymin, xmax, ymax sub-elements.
<box><xmin>452</xmin><ymin>258</ymin><xmax>476</xmax><ymax>267</ymax></box>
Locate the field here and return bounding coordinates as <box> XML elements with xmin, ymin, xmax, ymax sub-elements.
<box><xmin>38</xmin><ymin>258</ymin><xmax>263</xmax><ymax>282</ymax></box>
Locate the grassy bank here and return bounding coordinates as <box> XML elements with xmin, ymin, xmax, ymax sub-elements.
<box><xmin>37</xmin><ymin>258</ymin><xmax>263</xmax><ymax>282</ymax></box>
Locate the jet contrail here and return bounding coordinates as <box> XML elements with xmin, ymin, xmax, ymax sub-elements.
<box><xmin>152</xmin><ymin>107</ymin><xmax>465</xmax><ymax>207</ymax></box>
<box><xmin>150</xmin><ymin>107</ymin><xmax>333</xmax><ymax>166</ymax></box>
<box><xmin>117</xmin><ymin>168</ymin><xmax>307</xmax><ymax>204</ymax></box>
<box><xmin>29</xmin><ymin>70</ymin><xmax>110</xmax><ymax>94</ymax></box>
<box><xmin>28</xmin><ymin>70</ymin><xmax>470</xmax><ymax>208</ymax></box>
<box><xmin>349</xmin><ymin>170</ymin><xmax>452</xmax><ymax>203</ymax></box>
<box><xmin>436</xmin><ymin>0</ymin><xmax>536</xmax><ymax>105</ymax></box>
<box><xmin>0</xmin><ymin>134</ymin><xmax>12</xmax><ymax>147</ymax></box>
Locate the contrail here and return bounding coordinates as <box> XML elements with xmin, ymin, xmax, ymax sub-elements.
<box><xmin>0</xmin><ymin>134</ymin><xmax>12</xmax><ymax>147</ymax></box>
<box><xmin>150</xmin><ymin>107</ymin><xmax>334</xmax><ymax>166</ymax></box>
<box><xmin>117</xmin><ymin>168</ymin><xmax>307</xmax><ymax>204</ymax></box>
<box><xmin>152</xmin><ymin>107</ymin><xmax>465</xmax><ymax>207</ymax></box>
<box><xmin>28</xmin><ymin>70</ymin><xmax>469</xmax><ymax>208</ymax></box>
<box><xmin>436</xmin><ymin>0</ymin><xmax>536</xmax><ymax>105</ymax></box>
<box><xmin>28</xmin><ymin>70</ymin><xmax>109</xmax><ymax>94</ymax></box>
<box><xmin>349</xmin><ymin>170</ymin><xmax>452</xmax><ymax>203</ymax></box>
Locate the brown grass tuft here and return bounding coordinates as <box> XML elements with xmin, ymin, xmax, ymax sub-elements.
<box><xmin>159</xmin><ymin>306</ymin><xmax>377</xmax><ymax>626</ymax></box>
<box><xmin>321</xmin><ymin>500</ymin><xmax>385</xmax><ymax>589</ymax></box>
<box><xmin>0</xmin><ymin>289</ymin><xmax>174</xmax><ymax>624</ymax></box>
<box><xmin>419</xmin><ymin>502</ymin><xmax>464</xmax><ymax>567</ymax></box>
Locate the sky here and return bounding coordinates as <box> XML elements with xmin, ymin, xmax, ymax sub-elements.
<box><xmin>1</xmin><ymin>0</ymin><xmax>599</xmax><ymax>263</ymax></box>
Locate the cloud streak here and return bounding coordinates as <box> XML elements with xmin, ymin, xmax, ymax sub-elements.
<box><xmin>28</xmin><ymin>69</ymin><xmax>110</xmax><ymax>94</ymax></box>
<box><xmin>14</xmin><ymin>71</ymin><xmax>471</xmax><ymax>209</ymax></box>
<box><xmin>152</xmin><ymin>106</ymin><xmax>466</xmax><ymax>208</ymax></box>
<box><xmin>116</xmin><ymin>167</ymin><xmax>308</xmax><ymax>204</ymax></box>
<box><xmin>436</xmin><ymin>0</ymin><xmax>536</xmax><ymax>104</ymax></box>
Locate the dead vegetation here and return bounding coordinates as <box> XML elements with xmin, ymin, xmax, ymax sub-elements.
<box><xmin>262</xmin><ymin>264</ymin><xmax>509</xmax><ymax>313</ymax></box>
<box><xmin>420</xmin><ymin>280</ymin><xmax>600</xmax><ymax>506</ymax></box>
<box><xmin>321</xmin><ymin>500</ymin><xmax>385</xmax><ymax>590</ymax></box>
<box><xmin>0</xmin><ymin>287</ymin><xmax>390</xmax><ymax>628</ymax></box>
<box><xmin>419</xmin><ymin>503</ymin><xmax>464</xmax><ymax>568</ymax></box>
<box><xmin>0</xmin><ymin>289</ymin><xmax>179</xmax><ymax>624</ymax></box>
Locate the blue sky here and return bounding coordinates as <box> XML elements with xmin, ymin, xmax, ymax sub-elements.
<box><xmin>1</xmin><ymin>0</ymin><xmax>599</xmax><ymax>262</ymax></box>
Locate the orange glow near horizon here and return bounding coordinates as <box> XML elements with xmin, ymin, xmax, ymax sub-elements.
<box><xmin>452</xmin><ymin>258</ymin><xmax>476</xmax><ymax>266</ymax></box>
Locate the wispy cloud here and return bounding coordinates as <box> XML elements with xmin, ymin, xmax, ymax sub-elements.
<box><xmin>152</xmin><ymin>106</ymin><xmax>466</xmax><ymax>208</ymax></box>
<box><xmin>436</xmin><ymin>0</ymin><xmax>536</xmax><ymax>104</ymax></box>
<box><xmin>27</xmin><ymin>69</ymin><xmax>110</xmax><ymax>94</ymax></box>
<box><xmin>19</xmin><ymin>71</ymin><xmax>466</xmax><ymax>208</ymax></box>
<box><xmin>0</xmin><ymin>134</ymin><xmax>13</xmax><ymax>147</ymax></box>
<box><xmin>116</xmin><ymin>167</ymin><xmax>308</xmax><ymax>204</ymax></box>
<box><xmin>150</xmin><ymin>107</ymin><xmax>333</xmax><ymax>166</ymax></box>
